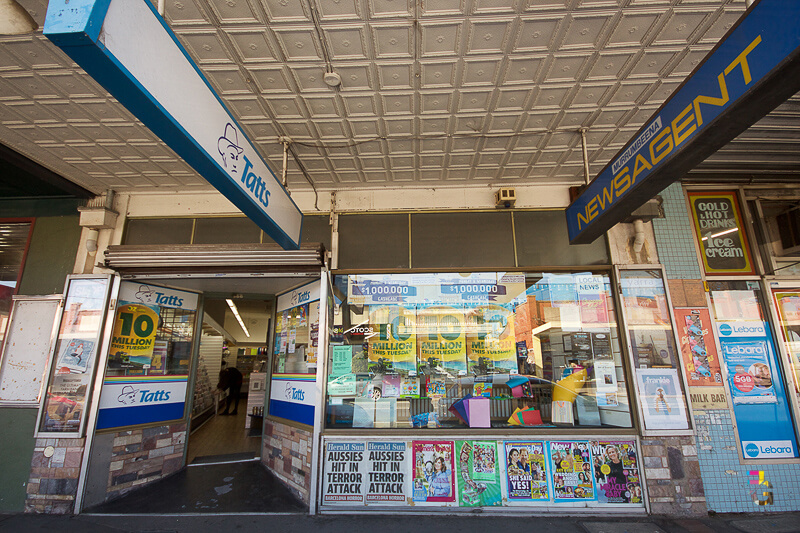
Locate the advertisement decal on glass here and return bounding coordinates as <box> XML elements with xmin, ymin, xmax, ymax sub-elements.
<box><xmin>718</xmin><ymin>321</ymin><xmax>777</xmax><ymax>405</ymax></box>
<box><xmin>466</xmin><ymin>305</ymin><xmax>517</xmax><ymax>373</ymax></box>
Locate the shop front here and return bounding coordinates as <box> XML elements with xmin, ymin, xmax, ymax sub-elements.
<box><xmin>315</xmin><ymin>267</ymin><xmax>693</xmax><ymax>513</ymax></box>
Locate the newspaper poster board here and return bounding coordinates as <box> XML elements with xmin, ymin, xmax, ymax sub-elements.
<box><xmin>322</xmin><ymin>442</ymin><xmax>366</xmax><ymax>504</ymax></box>
<box><xmin>365</xmin><ymin>441</ymin><xmax>409</xmax><ymax>505</ymax></box>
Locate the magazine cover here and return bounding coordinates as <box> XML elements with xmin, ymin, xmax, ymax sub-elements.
<box><xmin>505</xmin><ymin>441</ymin><xmax>549</xmax><ymax>501</ymax></box>
<box><xmin>635</xmin><ymin>368</ymin><xmax>689</xmax><ymax>429</ymax></box>
<box><xmin>456</xmin><ymin>441</ymin><xmax>502</xmax><ymax>507</ymax></box>
<box><xmin>412</xmin><ymin>440</ymin><xmax>455</xmax><ymax>503</ymax></box>
<box><xmin>549</xmin><ymin>441</ymin><xmax>595</xmax><ymax>501</ymax></box>
<box><xmin>55</xmin><ymin>338</ymin><xmax>96</xmax><ymax>374</ymax></box>
<box><xmin>591</xmin><ymin>440</ymin><xmax>642</xmax><ymax>504</ymax></box>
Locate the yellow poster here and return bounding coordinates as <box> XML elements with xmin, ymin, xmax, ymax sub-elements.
<box><xmin>109</xmin><ymin>303</ymin><xmax>159</xmax><ymax>369</ymax></box>
<box><xmin>467</xmin><ymin>305</ymin><xmax>517</xmax><ymax>373</ymax></box>
<box><xmin>368</xmin><ymin>305</ymin><xmax>416</xmax><ymax>373</ymax></box>
<box><xmin>417</xmin><ymin>306</ymin><xmax>467</xmax><ymax>376</ymax></box>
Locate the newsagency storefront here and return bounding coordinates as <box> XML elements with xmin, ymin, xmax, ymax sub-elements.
<box><xmin>309</xmin><ymin>208</ymin><xmax>699</xmax><ymax>516</ymax></box>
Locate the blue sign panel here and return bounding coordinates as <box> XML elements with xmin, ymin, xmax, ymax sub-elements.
<box><xmin>717</xmin><ymin>321</ymin><xmax>799</xmax><ymax>459</ymax></box>
<box><xmin>43</xmin><ymin>0</ymin><xmax>303</xmax><ymax>250</ymax></box>
<box><xmin>566</xmin><ymin>0</ymin><xmax>800</xmax><ymax>244</ymax></box>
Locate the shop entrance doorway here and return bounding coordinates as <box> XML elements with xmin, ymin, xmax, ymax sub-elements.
<box><xmin>78</xmin><ymin>269</ymin><xmax>322</xmax><ymax>513</ymax></box>
<box><xmin>186</xmin><ymin>296</ymin><xmax>273</xmax><ymax>465</ymax></box>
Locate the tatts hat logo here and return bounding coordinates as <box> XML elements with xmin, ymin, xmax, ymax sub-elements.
<box><xmin>218</xmin><ymin>123</ymin><xmax>244</xmax><ymax>171</ymax></box>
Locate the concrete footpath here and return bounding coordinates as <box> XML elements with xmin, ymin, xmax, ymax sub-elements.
<box><xmin>1</xmin><ymin>511</ymin><xmax>799</xmax><ymax>533</ymax></box>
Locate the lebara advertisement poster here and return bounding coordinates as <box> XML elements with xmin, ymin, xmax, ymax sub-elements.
<box><xmin>505</xmin><ymin>441</ymin><xmax>549</xmax><ymax>501</ymax></box>
<box><xmin>412</xmin><ymin>441</ymin><xmax>455</xmax><ymax>503</ymax></box>
<box><xmin>549</xmin><ymin>441</ymin><xmax>595</xmax><ymax>501</ymax></box>
<box><xmin>591</xmin><ymin>441</ymin><xmax>642</xmax><ymax>505</ymax></box>
<box><xmin>455</xmin><ymin>441</ymin><xmax>502</xmax><ymax>507</ymax></box>
<box><xmin>718</xmin><ymin>329</ymin><xmax>777</xmax><ymax>405</ymax></box>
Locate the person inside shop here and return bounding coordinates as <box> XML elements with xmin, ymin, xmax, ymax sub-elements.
<box><xmin>217</xmin><ymin>360</ymin><xmax>243</xmax><ymax>415</ymax></box>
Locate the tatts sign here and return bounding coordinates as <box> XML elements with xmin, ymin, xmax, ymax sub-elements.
<box><xmin>566</xmin><ymin>0</ymin><xmax>800</xmax><ymax>244</ymax></box>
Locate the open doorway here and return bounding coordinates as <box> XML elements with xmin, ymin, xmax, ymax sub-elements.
<box><xmin>187</xmin><ymin>297</ymin><xmax>272</xmax><ymax>464</ymax></box>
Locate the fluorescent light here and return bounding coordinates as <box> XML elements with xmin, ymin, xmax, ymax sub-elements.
<box><xmin>226</xmin><ymin>298</ymin><xmax>250</xmax><ymax>338</ymax></box>
<box><xmin>701</xmin><ymin>227</ymin><xmax>738</xmax><ymax>241</ymax></box>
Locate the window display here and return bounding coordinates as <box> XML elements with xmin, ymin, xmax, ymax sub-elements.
<box><xmin>268</xmin><ymin>281</ymin><xmax>321</xmax><ymax>426</ymax></box>
<box><xmin>38</xmin><ymin>276</ymin><xmax>111</xmax><ymax>435</ymax></box>
<box><xmin>95</xmin><ymin>282</ymin><xmax>199</xmax><ymax>430</ymax></box>
<box><xmin>325</xmin><ymin>272</ymin><xmax>632</xmax><ymax>429</ymax></box>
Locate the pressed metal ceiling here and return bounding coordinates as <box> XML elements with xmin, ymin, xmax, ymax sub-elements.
<box><xmin>0</xmin><ymin>0</ymin><xmax>798</xmax><ymax>202</ymax></box>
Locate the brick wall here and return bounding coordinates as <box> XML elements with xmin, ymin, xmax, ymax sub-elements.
<box><xmin>25</xmin><ymin>438</ymin><xmax>84</xmax><ymax>514</ymax></box>
<box><xmin>641</xmin><ymin>436</ymin><xmax>705</xmax><ymax>516</ymax></box>
<box><xmin>106</xmin><ymin>424</ymin><xmax>186</xmax><ymax>501</ymax></box>
<box><xmin>263</xmin><ymin>419</ymin><xmax>312</xmax><ymax>503</ymax></box>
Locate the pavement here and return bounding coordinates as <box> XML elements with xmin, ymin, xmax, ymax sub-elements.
<box><xmin>1</xmin><ymin>511</ymin><xmax>799</xmax><ymax>533</ymax></box>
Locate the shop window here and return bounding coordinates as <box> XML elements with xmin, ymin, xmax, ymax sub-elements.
<box><xmin>325</xmin><ymin>272</ymin><xmax>633</xmax><ymax>430</ymax></box>
<box><xmin>124</xmin><ymin>218</ymin><xmax>193</xmax><ymax>245</ymax></box>
<box><xmin>0</xmin><ymin>219</ymin><xmax>33</xmax><ymax>346</ymax></box>
<box><xmin>94</xmin><ymin>281</ymin><xmax>200</xmax><ymax>431</ymax></box>
<box><xmin>193</xmin><ymin>217</ymin><xmax>261</xmax><ymax>244</ymax></box>
<box><xmin>514</xmin><ymin>211</ymin><xmax>608</xmax><ymax>266</ymax></box>
<box><xmin>411</xmin><ymin>212</ymin><xmax>515</xmax><ymax>269</ymax></box>
<box><xmin>618</xmin><ymin>269</ymin><xmax>689</xmax><ymax>431</ymax></box>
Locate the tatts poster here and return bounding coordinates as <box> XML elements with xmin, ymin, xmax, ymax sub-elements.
<box><xmin>417</xmin><ymin>305</ymin><xmax>467</xmax><ymax>376</ymax></box>
<box><xmin>455</xmin><ymin>441</ymin><xmax>502</xmax><ymax>507</ymax></box>
<box><xmin>323</xmin><ymin>442</ymin><xmax>366</xmax><ymax>504</ymax></box>
<box><xmin>412</xmin><ymin>440</ymin><xmax>455</xmax><ymax>503</ymax></box>
<box><xmin>505</xmin><ymin>441</ymin><xmax>548</xmax><ymax>501</ymax></box>
<box><xmin>365</xmin><ymin>442</ymin><xmax>408</xmax><ymax>505</ymax></box>
<box><xmin>549</xmin><ymin>441</ymin><xmax>595</xmax><ymax>501</ymax></box>
<box><xmin>592</xmin><ymin>441</ymin><xmax>642</xmax><ymax>504</ymax></box>
<box><xmin>369</xmin><ymin>305</ymin><xmax>417</xmax><ymax>373</ymax></box>
<box><xmin>466</xmin><ymin>305</ymin><xmax>517</xmax><ymax>373</ymax></box>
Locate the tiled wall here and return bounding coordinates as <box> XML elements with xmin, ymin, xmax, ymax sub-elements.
<box><xmin>263</xmin><ymin>419</ymin><xmax>312</xmax><ymax>504</ymax></box>
<box><xmin>25</xmin><ymin>438</ymin><xmax>84</xmax><ymax>514</ymax></box>
<box><xmin>695</xmin><ymin>410</ymin><xmax>800</xmax><ymax>512</ymax></box>
<box><xmin>106</xmin><ymin>424</ymin><xmax>186</xmax><ymax>502</ymax></box>
<box><xmin>652</xmin><ymin>183</ymin><xmax>703</xmax><ymax>280</ymax></box>
<box><xmin>653</xmin><ymin>182</ymin><xmax>800</xmax><ymax>513</ymax></box>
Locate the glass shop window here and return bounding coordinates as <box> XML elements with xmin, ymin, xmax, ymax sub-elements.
<box><xmin>325</xmin><ymin>272</ymin><xmax>633</xmax><ymax>429</ymax></box>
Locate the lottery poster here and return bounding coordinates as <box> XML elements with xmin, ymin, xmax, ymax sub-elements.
<box><xmin>504</xmin><ymin>441</ymin><xmax>549</xmax><ymax>501</ymax></box>
<box><xmin>548</xmin><ymin>441</ymin><xmax>595</xmax><ymax>501</ymax></box>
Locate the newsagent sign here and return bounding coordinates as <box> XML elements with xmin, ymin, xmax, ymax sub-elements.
<box><xmin>566</xmin><ymin>0</ymin><xmax>800</xmax><ymax>244</ymax></box>
<box><xmin>43</xmin><ymin>0</ymin><xmax>302</xmax><ymax>250</ymax></box>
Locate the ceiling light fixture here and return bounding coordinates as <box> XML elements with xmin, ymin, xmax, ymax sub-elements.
<box><xmin>323</xmin><ymin>71</ymin><xmax>342</xmax><ymax>87</ymax></box>
<box><xmin>0</xmin><ymin>0</ymin><xmax>38</xmax><ymax>35</ymax></box>
<box><xmin>226</xmin><ymin>298</ymin><xmax>250</xmax><ymax>338</ymax></box>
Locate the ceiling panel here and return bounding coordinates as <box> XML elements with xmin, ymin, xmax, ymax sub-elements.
<box><xmin>0</xmin><ymin>0</ymin><xmax>794</xmax><ymax>202</ymax></box>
